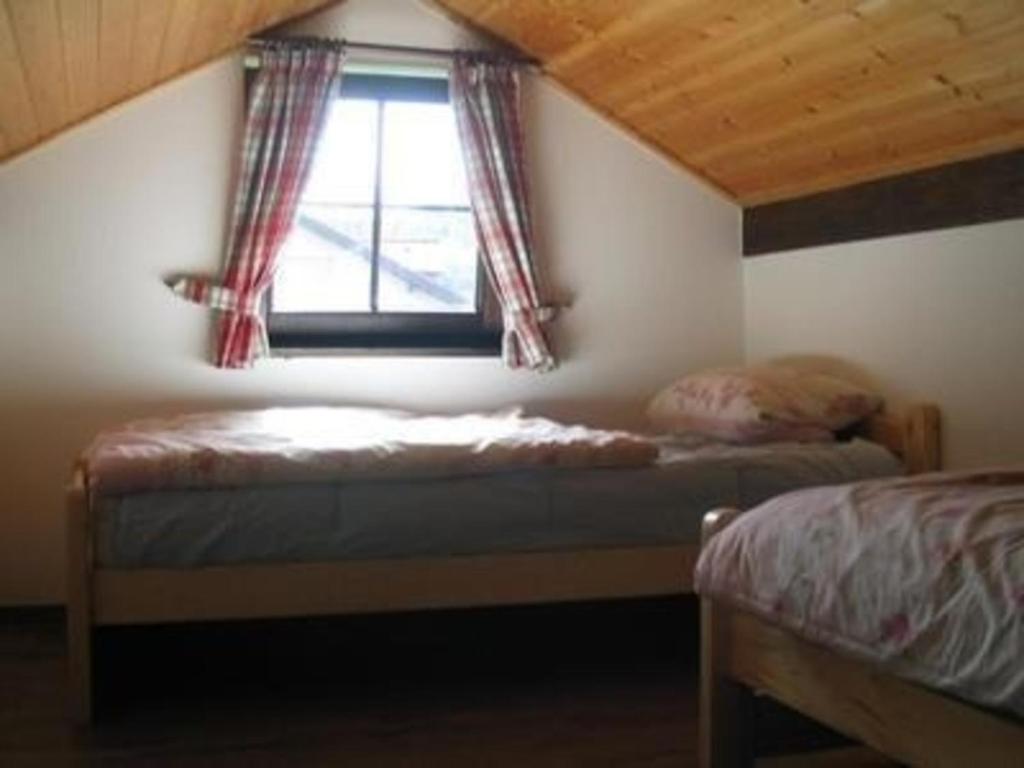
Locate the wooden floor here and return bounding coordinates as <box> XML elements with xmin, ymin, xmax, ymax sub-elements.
<box><xmin>0</xmin><ymin>597</ymin><xmax>893</xmax><ymax>767</ymax></box>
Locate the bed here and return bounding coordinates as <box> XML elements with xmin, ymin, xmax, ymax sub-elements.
<box><xmin>696</xmin><ymin>468</ymin><xmax>1024</xmax><ymax>767</ymax></box>
<box><xmin>66</xmin><ymin>402</ymin><xmax>940</xmax><ymax>723</ymax></box>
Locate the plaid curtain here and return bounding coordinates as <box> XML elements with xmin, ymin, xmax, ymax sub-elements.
<box><xmin>169</xmin><ymin>42</ymin><xmax>344</xmax><ymax>368</ymax></box>
<box><xmin>451</xmin><ymin>56</ymin><xmax>556</xmax><ymax>372</ymax></box>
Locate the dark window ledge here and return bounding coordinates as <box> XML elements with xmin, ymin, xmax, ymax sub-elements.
<box><xmin>270</xmin><ymin>347</ymin><xmax>501</xmax><ymax>359</ymax></box>
<box><xmin>268</xmin><ymin>330</ymin><xmax>502</xmax><ymax>358</ymax></box>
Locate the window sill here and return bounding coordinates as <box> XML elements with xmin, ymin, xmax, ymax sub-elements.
<box><xmin>267</xmin><ymin>329</ymin><xmax>502</xmax><ymax>358</ymax></box>
<box><xmin>268</xmin><ymin>346</ymin><xmax>501</xmax><ymax>359</ymax></box>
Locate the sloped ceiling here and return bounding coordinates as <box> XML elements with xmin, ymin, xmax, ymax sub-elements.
<box><xmin>0</xmin><ymin>0</ymin><xmax>334</xmax><ymax>161</ymax></box>
<box><xmin>1</xmin><ymin>0</ymin><xmax>1023</xmax><ymax>205</ymax></box>
<box><xmin>434</xmin><ymin>0</ymin><xmax>1024</xmax><ymax>203</ymax></box>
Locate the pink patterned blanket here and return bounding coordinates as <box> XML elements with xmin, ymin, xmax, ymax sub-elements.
<box><xmin>695</xmin><ymin>468</ymin><xmax>1024</xmax><ymax>716</ymax></box>
<box><xmin>81</xmin><ymin>407</ymin><xmax>658</xmax><ymax>495</ymax></box>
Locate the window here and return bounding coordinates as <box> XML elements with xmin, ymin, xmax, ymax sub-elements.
<box><xmin>267</xmin><ymin>72</ymin><xmax>500</xmax><ymax>354</ymax></box>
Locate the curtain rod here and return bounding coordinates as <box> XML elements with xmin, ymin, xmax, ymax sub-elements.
<box><xmin>248</xmin><ymin>36</ymin><xmax>539</xmax><ymax>67</ymax></box>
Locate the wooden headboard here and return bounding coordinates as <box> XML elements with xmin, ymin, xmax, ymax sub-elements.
<box><xmin>854</xmin><ymin>403</ymin><xmax>942</xmax><ymax>474</ymax></box>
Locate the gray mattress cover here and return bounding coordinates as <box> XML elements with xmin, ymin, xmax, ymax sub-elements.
<box><xmin>96</xmin><ymin>438</ymin><xmax>902</xmax><ymax>569</ymax></box>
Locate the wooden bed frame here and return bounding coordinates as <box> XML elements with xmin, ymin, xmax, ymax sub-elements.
<box><xmin>66</xmin><ymin>403</ymin><xmax>941</xmax><ymax>724</ymax></box>
<box><xmin>698</xmin><ymin>442</ymin><xmax>1024</xmax><ymax>765</ymax></box>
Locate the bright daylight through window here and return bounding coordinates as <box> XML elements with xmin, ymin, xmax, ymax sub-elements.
<box><xmin>268</xmin><ymin>72</ymin><xmax>498</xmax><ymax>353</ymax></box>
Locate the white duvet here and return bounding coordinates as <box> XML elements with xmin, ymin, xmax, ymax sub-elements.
<box><xmin>81</xmin><ymin>406</ymin><xmax>659</xmax><ymax>494</ymax></box>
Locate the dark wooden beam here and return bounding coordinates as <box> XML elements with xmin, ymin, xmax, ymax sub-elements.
<box><xmin>743</xmin><ymin>149</ymin><xmax>1024</xmax><ymax>256</ymax></box>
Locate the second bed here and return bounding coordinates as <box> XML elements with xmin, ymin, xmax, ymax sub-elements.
<box><xmin>67</xmin><ymin>402</ymin><xmax>940</xmax><ymax>722</ymax></box>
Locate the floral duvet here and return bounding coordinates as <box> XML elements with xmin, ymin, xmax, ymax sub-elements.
<box><xmin>80</xmin><ymin>406</ymin><xmax>658</xmax><ymax>495</ymax></box>
<box><xmin>695</xmin><ymin>468</ymin><xmax>1024</xmax><ymax>716</ymax></box>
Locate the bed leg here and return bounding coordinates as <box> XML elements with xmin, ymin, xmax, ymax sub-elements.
<box><xmin>699</xmin><ymin>508</ymin><xmax>752</xmax><ymax>768</ymax></box>
<box><xmin>700</xmin><ymin>597</ymin><xmax>754</xmax><ymax>767</ymax></box>
<box><xmin>66</xmin><ymin>470</ymin><xmax>93</xmax><ymax>724</ymax></box>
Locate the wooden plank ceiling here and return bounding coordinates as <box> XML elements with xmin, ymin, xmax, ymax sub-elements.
<box><xmin>0</xmin><ymin>0</ymin><xmax>333</xmax><ymax>162</ymax></box>
<box><xmin>1</xmin><ymin>1</ymin><xmax>1023</xmax><ymax>205</ymax></box>
<box><xmin>434</xmin><ymin>0</ymin><xmax>1024</xmax><ymax>203</ymax></box>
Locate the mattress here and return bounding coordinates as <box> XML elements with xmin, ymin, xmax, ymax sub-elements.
<box><xmin>96</xmin><ymin>438</ymin><xmax>901</xmax><ymax>569</ymax></box>
<box><xmin>695</xmin><ymin>467</ymin><xmax>1024</xmax><ymax>717</ymax></box>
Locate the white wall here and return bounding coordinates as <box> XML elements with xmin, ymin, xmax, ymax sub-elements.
<box><xmin>0</xmin><ymin>0</ymin><xmax>742</xmax><ymax>604</ymax></box>
<box><xmin>744</xmin><ymin>219</ymin><xmax>1024</xmax><ymax>469</ymax></box>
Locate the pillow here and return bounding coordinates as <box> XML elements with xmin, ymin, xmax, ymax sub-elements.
<box><xmin>646</xmin><ymin>366</ymin><xmax>882</xmax><ymax>444</ymax></box>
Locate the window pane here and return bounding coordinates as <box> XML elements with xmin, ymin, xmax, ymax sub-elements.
<box><xmin>301</xmin><ymin>99</ymin><xmax>378</xmax><ymax>206</ymax></box>
<box><xmin>273</xmin><ymin>98</ymin><xmax>379</xmax><ymax>313</ymax></box>
<box><xmin>272</xmin><ymin>205</ymin><xmax>374</xmax><ymax>313</ymax></box>
<box><xmin>377</xmin><ymin>206</ymin><xmax>478</xmax><ymax>313</ymax></box>
<box><xmin>377</xmin><ymin>101</ymin><xmax>478</xmax><ymax>313</ymax></box>
<box><xmin>381</xmin><ymin>102</ymin><xmax>469</xmax><ymax>207</ymax></box>
<box><xmin>272</xmin><ymin>92</ymin><xmax>484</xmax><ymax>319</ymax></box>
